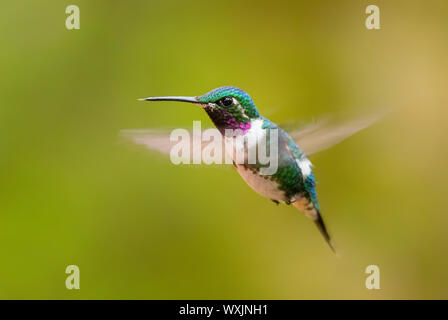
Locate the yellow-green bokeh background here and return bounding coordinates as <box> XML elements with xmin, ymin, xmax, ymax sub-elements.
<box><xmin>1</xmin><ymin>0</ymin><xmax>447</xmax><ymax>299</ymax></box>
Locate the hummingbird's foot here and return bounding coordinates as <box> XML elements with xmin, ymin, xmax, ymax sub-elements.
<box><xmin>271</xmin><ymin>200</ymin><xmax>280</xmax><ymax>205</ymax></box>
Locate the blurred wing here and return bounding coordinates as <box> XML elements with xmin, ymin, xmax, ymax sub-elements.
<box><xmin>119</xmin><ymin>129</ymin><xmax>229</xmax><ymax>165</ymax></box>
<box><xmin>289</xmin><ymin>111</ymin><xmax>387</xmax><ymax>156</ymax></box>
<box><xmin>120</xmin><ymin>129</ymin><xmax>174</xmax><ymax>154</ymax></box>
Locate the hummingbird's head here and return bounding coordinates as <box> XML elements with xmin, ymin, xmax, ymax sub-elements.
<box><xmin>196</xmin><ymin>86</ymin><xmax>259</xmax><ymax>128</ymax></box>
<box><xmin>139</xmin><ymin>86</ymin><xmax>260</xmax><ymax>132</ymax></box>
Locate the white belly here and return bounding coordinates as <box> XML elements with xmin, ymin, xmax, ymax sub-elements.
<box><xmin>226</xmin><ymin>119</ymin><xmax>289</xmax><ymax>202</ymax></box>
<box><xmin>235</xmin><ymin>165</ymin><xmax>287</xmax><ymax>202</ymax></box>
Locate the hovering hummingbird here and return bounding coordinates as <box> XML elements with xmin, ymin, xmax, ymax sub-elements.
<box><xmin>122</xmin><ymin>86</ymin><xmax>383</xmax><ymax>253</ymax></box>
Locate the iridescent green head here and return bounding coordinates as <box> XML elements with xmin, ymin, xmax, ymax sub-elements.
<box><xmin>197</xmin><ymin>86</ymin><xmax>259</xmax><ymax>124</ymax></box>
<box><xmin>139</xmin><ymin>86</ymin><xmax>260</xmax><ymax>130</ymax></box>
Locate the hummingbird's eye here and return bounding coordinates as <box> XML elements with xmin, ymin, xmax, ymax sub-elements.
<box><xmin>218</xmin><ymin>96</ymin><xmax>234</xmax><ymax>107</ymax></box>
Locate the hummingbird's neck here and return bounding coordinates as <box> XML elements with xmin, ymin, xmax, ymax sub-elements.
<box><xmin>204</xmin><ymin>106</ymin><xmax>259</xmax><ymax>134</ymax></box>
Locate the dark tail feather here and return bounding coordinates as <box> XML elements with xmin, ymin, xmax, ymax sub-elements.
<box><xmin>292</xmin><ymin>201</ymin><xmax>338</xmax><ymax>255</ymax></box>
<box><xmin>314</xmin><ymin>211</ymin><xmax>337</xmax><ymax>254</ymax></box>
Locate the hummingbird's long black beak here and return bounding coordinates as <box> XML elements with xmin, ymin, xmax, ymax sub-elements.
<box><xmin>138</xmin><ymin>96</ymin><xmax>202</xmax><ymax>104</ymax></box>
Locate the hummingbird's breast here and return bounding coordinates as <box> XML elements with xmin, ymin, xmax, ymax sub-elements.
<box><xmin>235</xmin><ymin>164</ymin><xmax>289</xmax><ymax>202</ymax></box>
<box><xmin>224</xmin><ymin>118</ymin><xmax>292</xmax><ymax>202</ymax></box>
<box><xmin>225</xmin><ymin>117</ymin><xmax>317</xmax><ymax>205</ymax></box>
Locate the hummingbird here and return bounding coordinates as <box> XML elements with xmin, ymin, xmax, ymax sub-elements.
<box><xmin>122</xmin><ymin>86</ymin><xmax>383</xmax><ymax>253</ymax></box>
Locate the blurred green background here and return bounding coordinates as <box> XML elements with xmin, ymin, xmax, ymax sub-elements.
<box><xmin>0</xmin><ymin>0</ymin><xmax>447</xmax><ymax>299</ymax></box>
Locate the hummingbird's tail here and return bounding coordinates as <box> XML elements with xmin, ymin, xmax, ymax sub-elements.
<box><xmin>313</xmin><ymin>210</ymin><xmax>336</xmax><ymax>254</ymax></box>
<box><xmin>292</xmin><ymin>200</ymin><xmax>337</xmax><ymax>254</ymax></box>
